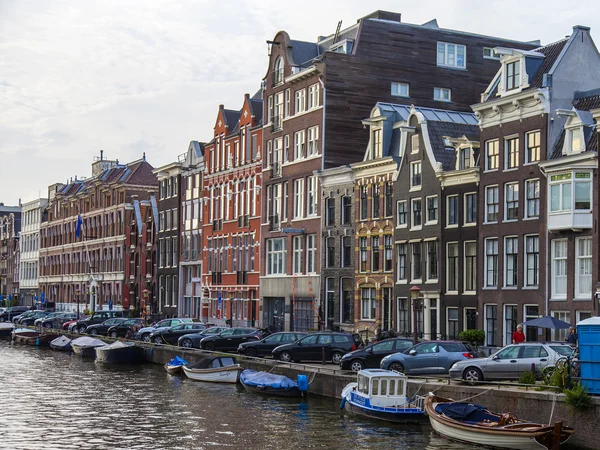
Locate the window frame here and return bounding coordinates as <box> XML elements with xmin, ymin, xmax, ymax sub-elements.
<box><xmin>505</xmin><ymin>136</ymin><xmax>519</xmax><ymax>170</ymax></box>
<box><xmin>446</xmin><ymin>195</ymin><xmax>459</xmax><ymax>227</ymax></box>
<box><xmin>525</xmin><ymin>130</ymin><xmax>541</xmax><ymax>164</ymax></box>
<box><xmin>426</xmin><ymin>195</ymin><xmax>438</xmax><ymax>224</ymax></box>
<box><xmin>484</xmin><ymin>238</ymin><xmax>499</xmax><ymax>288</ymax></box>
<box><xmin>504</xmin><ymin>182</ymin><xmax>519</xmax><ymax>222</ymax></box>
<box><xmin>464</xmin><ymin>192</ymin><xmax>477</xmax><ymax>225</ymax></box>
<box><xmin>434</xmin><ymin>87</ymin><xmax>452</xmax><ymax>102</ymax></box>
<box><xmin>437</xmin><ymin>41</ymin><xmax>467</xmax><ymax>69</ymax></box>
<box><xmin>391</xmin><ymin>82</ymin><xmax>410</xmax><ymax>98</ymax></box>
<box><xmin>504</xmin><ymin>236</ymin><xmax>518</xmax><ymax>288</ymax></box>
<box><xmin>446</xmin><ymin>242</ymin><xmax>459</xmax><ymax>293</ymax></box>
<box><xmin>397</xmin><ymin>200</ymin><xmax>407</xmax><ymax>227</ymax></box>
<box><xmin>410</xmin><ymin>161</ymin><xmax>422</xmax><ymax>189</ymax></box>
<box><xmin>575</xmin><ymin>237</ymin><xmax>592</xmax><ymax>299</ymax></box>
<box><xmin>411</xmin><ymin>198</ymin><xmax>422</xmax><ymax>230</ymax></box>
<box><xmin>551</xmin><ymin>239</ymin><xmax>568</xmax><ymax>300</ymax></box>
<box><xmin>485</xmin><ymin>185</ymin><xmax>499</xmax><ymax>223</ymax></box>
<box><xmin>525</xmin><ymin>179</ymin><xmax>540</xmax><ymax>219</ymax></box>
<box><xmin>524</xmin><ymin>235</ymin><xmax>539</xmax><ymax>288</ymax></box>
<box><xmin>485</xmin><ymin>139</ymin><xmax>499</xmax><ymax>172</ymax></box>
<box><xmin>464</xmin><ymin>241</ymin><xmax>477</xmax><ymax>293</ymax></box>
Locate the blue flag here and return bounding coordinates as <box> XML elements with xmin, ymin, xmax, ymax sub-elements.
<box><xmin>76</xmin><ymin>214</ymin><xmax>83</xmax><ymax>238</ymax></box>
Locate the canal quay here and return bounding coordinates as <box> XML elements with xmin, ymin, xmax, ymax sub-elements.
<box><xmin>0</xmin><ymin>335</ymin><xmax>594</xmax><ymax>450</ymax></box>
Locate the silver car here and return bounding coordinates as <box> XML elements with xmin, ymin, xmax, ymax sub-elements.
<box><xmin>449</xmin><ymin>342</ymin><xmax>574</xmax><ymax>382</ymax></box>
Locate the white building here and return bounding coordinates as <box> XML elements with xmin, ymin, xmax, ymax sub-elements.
<box><xmin>19</xmin><ymin>198</ymin><xmax>48</xmax><ymax>307</ymax></box>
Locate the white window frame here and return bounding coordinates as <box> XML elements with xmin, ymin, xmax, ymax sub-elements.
<box><xmin>293</xmin><ymin>178</ymin><xmax>304</xmax><ymax>219</ymax></box>
<box><xmin>525</xmin><ymin>130</ymin><xmax>541</xmax><ymax>164</ymax></box>
<box><xmin>504</xmin><ymin>236</ymin><xmax>518</xmax><ymax>288</ymax></box>
<box><xmin>425</xmin><ymin>195</ymin><xmax>438</xmax><ymax>225</ymax></box>
<box><xmin>307</xmin><ymin>83</ymin><xmax>320</xmax><ymax>109</ymax></box>
<box><xmin>293</xmin><ymin>130</ymin><xmax>305</xmax><ymax>160</ymax></box>
<box><xmin>361</xmin><ymin>287</ymin><xmax>377</xmax><ymax>320</ymax></box>
<box><xmin>306</xmin><ymin>176</ymin><xmax>317</xmax><ymax>216</ymax></box>
<box><xmin>426</xmin><ymin>240</ymin><xmax>438</xmax><ymax>282</ymax></box>
<box><xmin>391</xmin><ymin>82</ymin><xmax>409</xmax><ymax>97</ymax></box>
<box><xmin>447</xmin><ymin>307</ymin><xmax>460</xmax><ymax>340</ymax></box>
<box><xmin>551</xmin><ymin>239</ymin><xmax>567</xmax><ymax>300</ymax></box>
<box><xmin>504</xmin><ymin>182</ymin><xmax>519</xmax><ymax>222</ymax></box>
<box><xmin>483</xmin><ymin>47</ymin><xmax>499</xmax><ymax>60</ymax></box>
<box><xmin>411</xmin><ymin>198</ymin><xmax>422</xmax><ymax>230</ymax></box>
<box><xmin>295</xmin><ymin>89</ymin><xmax>306</xmax><ymax>114</ymax></box>
<box><xmin>464</xmin><ymin>192</ymin><xmax>477</xmax><ymax>225</ymax></box>
<box><xmin>410</xmin><ymin>161</ymin><xmax>422</xmax><ymax>190</ymax></box>
<box><xmin>525</xmin><ymin>179</ymin><xmax>540</xmax><ymax>219</ymax></box>
<box><xmin>446</xmin><ymin>195</ymin><xmax>459</xmax><ymax>227</ymax></box>
<box><xmin>484</xmin><ymin>238</ymin><xmax>498</xmax><ymax>288</ymax></box>
<box><xmin>396</xmin><ymin>243</ymin><xmax>407</xmax><ymax>283</ymax></box>
<box><xmin>434</xmin><ymin>87</ymin><xmax>451</xmax><ymax>102</ymax></box>
<box><xmin>504</xmin><ymin>135</ymin><xmax>519</xmax><ymax>170</ymax></box>
<box><xmin>485</xmin><ymin>139</ymin><xmax>499</xmax><ymax>172</ymax></box>
<box><xmin>524</xmin><ymin>235</ymin><xmax>539</xmax><ymax>288</ymax></box>
<box><xmin>485</xmin><ymin>185</ymin><xmax>499</xmax><ymax>224</ymax></box>
<box><xmin>293</xmin><ymin>236</ymin><xmax>303</xmax><ymax>275</ymax></box>
<box><xmin>575</xmin><ymin>237</ymin><xmax>592</xmax><ymax>299</ymax></box>
<box><xmin>306</xmin><ymin>234</ymin><xmax>317</xmax><ymax>274</ymax></box>
<box><xmin>397</xmin><ymin>200</ymin><xmax>407</xmax><ymax>228</ymax></box>
<box><xmin>446</xmin><ymin>242</ymin><xmax>459</xmax><ymax>293</ymax></box>
<box><xmin>552</xmin><ymin>311</ymin><xmax>571</xmax><ymax>341</ymax></box>
<box><xmin>437</xmin><ymin>42</ymin><xmax>466</xmax><ymax>69</ymax></box>
<box><xmin>266</xmin><ymin>238</ymin><xmax>285</xmax><ymax>275</ymax></box>
<box><xmin>307</xmin><ymin>126</ymin><xmax>319</xmax><ymax>157</ymax></box>
<box><xmin>464</xmin><ymin>241</ymin><xmax>477</xmax><ymax>294</ymax></box>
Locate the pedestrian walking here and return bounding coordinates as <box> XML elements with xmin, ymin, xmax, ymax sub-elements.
<box><xmin>566</xmin><ymin>326</ymin><xmax>578</xmax><ymax>345</ymax></box>
<box><xmin>512</xmin><ymin>324</ymin><xmax>525</xmax><ymax>344</ymax></box>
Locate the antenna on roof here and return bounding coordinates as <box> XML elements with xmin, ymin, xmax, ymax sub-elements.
<box><xmin>333</xmin><ymin>20</ymin><xmax>343</xmax><ymax>44</ymax></box>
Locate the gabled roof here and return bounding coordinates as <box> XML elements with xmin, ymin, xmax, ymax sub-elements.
<box><xmin>426</xmin><ymin>121</ymin><xmax>479</xmax><ymax>171</ymax></box>
<box><xmin>249</xmin><ymin>98</ymin><xmax>263</xmax><ymax>124</ymax></box>
<box><xmin>288</xmin><ymin>40</ymin><xmax>320</xmax><ymax>67</ymax></box>
<box><xmin>223</xmin><ymin>109</ymin><xmax>241</xmax><ymax>131</ymax></box>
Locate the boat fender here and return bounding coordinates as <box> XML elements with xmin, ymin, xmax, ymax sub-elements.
<box><xmin>339</xmin><ymin>397</ymin><xmax>346</xmax><ymax>409</ymax></box>
<box><xmin>297</xmin><ymin>374</ymin><xmax>309</xmax><ymax>392</ymax></box>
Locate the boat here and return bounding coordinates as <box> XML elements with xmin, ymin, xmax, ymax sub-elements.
<box><xmin>20</xmin><ymin>333</ymin><xmax>60</xmax><ymax>346</ymax></box>
<box><xmin>239</xmin><ymin>369</ymin><xmax>308</xmax><ymax>397</ymax></box>
<box><xmin>424</xmin><ymin>393</ymin><xmax>574</xmax><ymax>450</ymax></box>
<box><xmin>182</xmin><ymin>356</ymin><xmax>242</xmax><ymax>383</ymax></box>
<box><xmin>0</xmin><ymin>322</ymin><xmax>15</xmax><ymax>337</ymax></box>
<box><xmin>50</xmin><ymin>336</ymin><xmax>72</xmax><ymax>351</ymax></box>
<box><xmin>95</xmin><ymin>341</ymin><xmax>144</xmax><ymax>364</ymax></box>
<box><xmin>165</xmin><ymin>356</ymin><xmax>188</xmax><ymax>375</ymax></box>
<box><xmin>340</xmin><ymin>369</ymin><xmax>426</xmax><ymax>423</ymax></box>
<box><xmin>11</xmin><ymin>328</ymin><xmax>40</xmax><ymax>344</ymax></box>
<box><xmin>71</xmin><ymin>336</ymin><xmax>106</xmax><ymax>358</ymax></box>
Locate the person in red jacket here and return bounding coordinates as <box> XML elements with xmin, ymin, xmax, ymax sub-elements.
<box><xmin>512</xmin><ymin>324</ymin><xmax>525</xmax><ymax>344</ymax></box>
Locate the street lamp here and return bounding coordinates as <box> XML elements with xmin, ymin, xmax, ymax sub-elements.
<box><xmin>410</xmin><ymin>286</ymin><xmax>424</xmax><ymax>345</ymax></box>
<box><xmin>75</xmin><ymin>289</ymin><xmax>81</xmax><ymax>318</ymax></box>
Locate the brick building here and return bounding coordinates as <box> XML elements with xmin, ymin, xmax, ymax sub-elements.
<box><xmin>19</xmin><ymin>198</ymin><xmax>48</xmax><ymax>307</ymax></box>
<box><xmin>0</xmin><ymin>203</ymin><xmax>21</xmax><ymax>304</ymax></box>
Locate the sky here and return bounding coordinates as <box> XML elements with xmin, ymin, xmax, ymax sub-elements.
<box><xmin>1</xmin><ymin>0</ymin><xmax>599</xmax><ymax>205</ymax></box>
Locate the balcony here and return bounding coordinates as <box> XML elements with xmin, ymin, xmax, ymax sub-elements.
<box><xmin>272</xmin><ymin>161</ymin><xmax>282</xmax><ymax>178</ymax></box>
<box><xmin>548</xmin><ymin>211</ymin><xmax>593</xmax><ymax>231</ymax></box>
<box><xmin>211</xmin><ymin>272</ymin><xmax>222</xmax><ymax>285</ymax></box>
<box><xmin>272</xmin><ymin>115</ymin><xmax>282</xmax><ymax>132</ymax></box>
<box><xmin>269</xmin><ymin>214</ymin><xmax>280</xmax><ymax>231</ymax></box>
<box><xmin>237</xmin><ymin>271</ymin><xmax>248</xmax><ymax>285</ymax></box>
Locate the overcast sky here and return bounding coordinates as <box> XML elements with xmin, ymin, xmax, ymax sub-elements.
<box><xmin>1</xmin><ymin>0</ymin><xmax>598</xmax><ymax>205</ymax></box>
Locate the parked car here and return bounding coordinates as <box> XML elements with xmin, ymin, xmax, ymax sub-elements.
<box><xmin>0</xmin><ymin>306</ymin><xmax>30</xmax><ymax>322</ymax></box>
<box><xmin>340</xmin><ymin>338</ymin><xmax>415</xmax><ymax>372</ymax></box>
<box><xmin>107</xmin><ymin>318</ymin><xmax>145</xmax><ymax>338</ymax></box>
<box><xmin>177</xmin><ymin>327</ymin><xmax>230</xmax><ymax>348</ymax></box>
<box><xmin>200</xmin><ymin>327</ymin><xmax>262</xmax><ymax>352</ymax></box>
<box><xmin>136</xmin><ymin>318</ymin><xmax>194</xmax><ymax>342</ymax></box>
<box><xmin>237</xmin><ymin>332</ymin><xmax>307</xmax><ymax>357</ymax></box>
<box><xmin>149</xmin><ymin>322</ymin><xmax>207</xmax><ymax>345</ymax></box>
<box><xmin>19</xmin><ymin>311</ymin><xmax>51</xmax><ymax>326</ymax></box>
<box><xmin>380</xmin><ymin>341</ymin><xmax>475</xmax><ymax>375</ymax></box>
<box><xmin>65</xmin><ymin>316</ymin><xmax>89</xmax><ymax>331</ymax></box>
<box><xmin>272</xmin><ymin>332</ymin><xmax>360</xmax><ymax>364</ymax></box>
<box><xmin>42</xmin><ymin>312</ymin><xmax>79</xmax><ymax>329</ymax></box>
<box><xmin>73</xmin><ymin>310</ymin><xmax>128</xmax><ymax>333</ymax></box>
<box><xmin>449</xmin><ymin>342</ymin><xmax>575</xmax><ymax>382</ymax></box>
<box><xmin>34</xmin><ymin>312</ymin><xmax>65</xmax><ymax>328</ymax></box>
<box><xmin>85</xmin><ymin>318</ymin><xmax>129</xmax><ymax>336</ymax></box>
<box><xmin>12</xmin><ymin>310</ymin><xmax>37</xmax><ymax>324</ymax></box>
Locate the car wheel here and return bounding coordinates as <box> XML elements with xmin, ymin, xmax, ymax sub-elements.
<box><xmin>389</xmin><ymin>362</ymin><xmax>405</xmax><ymax>373</ymax></box>
<box><xmin>350</xmin><ymin>360</ymin><xmax>365</xmax><ymax>372</ymax></box>
<box><xmin>181</xmin><ymin>339</ymin><xmax>193</xmax><ymax>349</ymax></box>
<box><xmin>110</xmin><ymin>331</ymin><xmax>118</xmax><ymax>338</ymax></box>
<box><xmin>245</xmin><ymin>348</ymin><xmax>258</xmax><ymax>357</ymax></box>
<box><xmin>153</xmin><ymin>336</ymin><xmax>163</xmax><ymax>345</ymax></box>
<box><xmin>463</xmin><ymin>367</ymin><xmax>483</xmax><ymax>382</ymax></box>
<box><xmin>78</xmin><ymin>326</ymin><xmax>87</xmax><ymax>334</ymax></box>
<box><xmin>89</xmin><ymin>328</ymin><xmax>98</xmax><ymax>336</ymax></box>
<box><xmin>279</xmin><ymin>351</ymin><xmax>292</xmax><ymax>363</ymax></box>
<box><xmin>331</xmin><ymin>352</ymin><xmax>343</xmax><ymax>365</ymax></box>
<box><xmin>204</xmin><ymin>342</ymin><xmax>215</xmax><ymax>351</ymax></box>
<box><xmin>141</xmin><ymin>334</ymin><xmax>150</xmax><ymax>342</ymax></box>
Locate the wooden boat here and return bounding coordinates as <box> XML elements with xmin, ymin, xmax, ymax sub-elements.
<box><xmin>20</xmin><ymin>333</ymin><xmax>60</xmax><ymax>346</ymax></box>
<box><xmin>0</xmin><ymin>322</ymin><xmax>14</xmax><ymax>337</ymax></box>
<box><xmin>340</xmin><ymin>369</ymin><xmax>426</xmax><ymax>423</ymax></box>
<box><xmin>182</xmin><ymin>356</ymin><xmax>242</xmax><ymax>383</ymax></box>
<box><xmin>95</xmin><ymin>341</ymin><xmax>144</xmax><ymax>364</ymax></box>
<box><xmin>50</xmin><ymin>336</ymin><xmax>72</xmax><ymax>351</ymax></box>
<box><xmin>12</xmin><ymin>328</ymin><xmax>40</xmax><ymax>344</ymax></box>
<box><xmin>71</xmin><ymin>336</ymin><xmax>106</xmax><ymax>358</ymax></box>
<box><xmin>240</xmin><ymin>369</ymin><xmax>308</xmax><ymax>397</ymax></box>
<box><xmin>425</xmin><ymin>393</ymin><xmax>574</xmax><ymax>450</ymax></box>
<box><xmin>164</xmin><ymin>356</ymin><xmax>188</xmax><ymax>375</ymax></box>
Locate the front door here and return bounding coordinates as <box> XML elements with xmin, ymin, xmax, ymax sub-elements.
<box><xmin>382</xmin><ymin>288</ymin><xmax>393</xmax><ymax>331</ymax></box>
<box><xmin>264</xmin><ymin>297</ymin><xmax>284</xmax><ymax>332</ymax></box>
<box><xmin>466</xmin><ymin>309</ymin><xmax>477</xmax><ymax>330</ymax></box>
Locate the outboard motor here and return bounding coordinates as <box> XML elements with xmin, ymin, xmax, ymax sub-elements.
<box><xmin>297</xmin><ymin>374</ymin><xmax>309</xmax><ymax>393</ymax></box>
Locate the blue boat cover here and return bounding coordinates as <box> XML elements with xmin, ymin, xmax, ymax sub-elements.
<box><xmin>167</xmin><ymin>356</ymin><xmax>188</xmax><ymax>367</ymax></box>
<box><xmin>240</xmin><ymin>370</ymin><xmax>297</xmax><ymax>389</ymax></box>
<box><xmin>434</xmin><ymin>402</ymin><xmax>498</xmax><ymax>423</ymax></box>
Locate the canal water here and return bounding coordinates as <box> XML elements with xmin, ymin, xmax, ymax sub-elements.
<box><xmin>0</xmin><ymin>340</ymin><xmax>577</xmax><ymax>450</ymax></box>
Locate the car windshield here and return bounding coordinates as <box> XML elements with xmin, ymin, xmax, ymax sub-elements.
<box><xmin>550</xmin><ymin>345</ymin><xmax>574</xmax><ymax>357</ymax></box>
<box><xmin>440</xmin><ymin>343</ymin><xmax>467</xmax><ymax>352</ymax></box>
<box><xmin>181</xmin><ymin>318</ymin><xmax>194</xmax><ymax>323</ymax></box>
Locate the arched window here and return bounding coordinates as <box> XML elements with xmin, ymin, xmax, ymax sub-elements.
<box><xmin>274</xmin><ymin>56</ymin><xmax>284</xmax><ymax>85</ymax></box>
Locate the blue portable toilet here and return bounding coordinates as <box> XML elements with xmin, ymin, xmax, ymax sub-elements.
<box><xmin>577</xmin><ymin>317</ymin><xmax>600</xmax><ymax>394</ymax></box>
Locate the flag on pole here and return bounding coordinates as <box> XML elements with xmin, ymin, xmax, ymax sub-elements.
<box><xmin>76</xmin><ymin>214</ymin><xmax>83</xmax><ymax>238</ymax></box>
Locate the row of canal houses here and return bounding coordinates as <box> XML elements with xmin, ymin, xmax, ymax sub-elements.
<box><xmin>37</xmin><ymin>10</ymin><xmax>600</xmax><ymax>349</ymax></box>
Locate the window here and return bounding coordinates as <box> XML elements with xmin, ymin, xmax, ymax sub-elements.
<box><xmin>293</xmin><ymin>130</ymin><xmax>305</xmax><ymax>160</ymax></box>
<box><xmin>524</xmin><ymin>235</ymin><xmax>540</xmax><ymax>288</ymax></box>
<box><xmin>342</xmin><ymin>196</ymin><xmax>352</xmax><ymax>225</ymax></box>
<box><xmin>342</xmin><ymin>236</ymin><xmax>352</xmax><ymax>268</ymax></box>
<box><xmin>504</xmin><ymin>305</ymin><xmax>518</xmax><ymax>346</ymax></box>
<box><xmin>483</xmin><ymin>47</ymin><xmax>499</xmax><ymax>59</ymax></box>
<box><xmin>372</xmin><ymin>184</ymin><xmax>380</xmax><ymax>218</ymax></box>
<box><xmin>391</xmin><ymin>82</ymin><xmax>409</xmax><ymax>97</ymax></box>
<box><xmin>326</xmin><ymin>237</ymin><xmax>335</xmax><ymax>268</ymax></box>
<box><xmin>411</xmin><ymin>198</ymin><xmax>422</xmax><ymax>228</ymax></box>
<box><xmin>266</xmin><ymin>238</ymin><xmax>285</xmax><ymax>275</ymax></box>
<box><xmin>485</xmin><ymin>304</ymin><xmax>498</xmax><ymax>346</ymax></box>
<box><xmin>411</xmin><ymin>134</ymin><xmax>420</xmax><ymax>153</ymax></box>
<box><xmin>485</xmin><ymin>186</ymin><xmax>499</xmax><ymax>222</ymax></box>
<box><xmin>360</xmin><ymin>186</ymin><xmax>368</xmax><ymax>220</ymax></box>
<box><xmin>427</xmin><ymin>241</ymin><xmax>438</xmax><ymax>280</ymax></box>
<box><xmin>465</xmin><ymin>193</ymin><xmax>477</xmax><ymax>225</ymax></box>
<box><xmin>576</xmin><ymin>237</ymin><xmax>592</xmax><ymax>298</ymax></box>
<box><xmin>434</xmin><ymin>87</ymin><xmax>451</xmax><ymax>102</ymax></box>
<box><xmin>326</xmin><ymin>197</ymin><xmax>335</xmax><ymax>226</ymax></box>
<box><xmin>551</xmin><ymin>239</ymin><xmax>567</xmax><ymax>299</ymax></box>
<box><xmin>506</xmin><ymin>60</ymin><xmax>520</xmax><ymax>91</ymax></box>
<box><xmin>552</xmin><ymin>311</ymin><xmax>570</xmax><ymax>342</ymax></box>
<box><xmin>505</xmin><ymin>136</ymin><xmax>519</xmax><ymax>170</ymax></box>
<box><xmin>437</xmin><ymin>42</ymin><xmax>466</xmax><ymax>69</ymax></box>
<box><xmin>447</xmin><ymin>308</ymin><xmax>459</xmax><ymax>340</ymax></box>
<box><xmin>426</xmin><ymin>196</ymin><xmax>438</xmax><ymax>223</ymax></box>
<box><xmin>485</xmin><ymin>238</ymin><xmax>498</xmax><ymax>287</ymax></box>
<box><xmin>372</xmin><ymin>129</ymin><xmax>382</xmax><ymax>158</ymax></box>
<box><xmin>359</xmin><ymin>237</ymin><xmax>368</xmax><ymax>273</ymax></box>
<box><xmin>526</xmin><ymin>131</ymin><xmax>540</xmax><ymax>163</ymax></box>
<box><xmin>371</xmin><ymin>236</ymin><xmax>380</xmax><ymax>272</ymax></box>
<box><xmin>307</xmin><ymin>176</ymin><xmax>317</xmax><ymax>216</ymax></box>
<box><xmin>447</xmin><ymin>195</ymin><xmax>459</xmax><ymax>226</ymax></box>
<box><xmin>341</xmin><ymin>278</ymin><xmax>353</xmax><ymax>323</ymax></box>
<box><xmin>361</xmin><ymin>288</ymin><xmax>376</xmax><ymax>320</ymax></box>
<box><xmin>524</xmin><ymin>305</ymin><xmax>539</xmax><ymax>342</ymax></box>
<box><xmin>397</xmin><ymin>200</ymin><xmax>407</xmax><ymax>226</ymax></box>
<box><xmin>384</xmin><ymin>235</ymin><xmax>393</xmax><ymax>272</ymax></box>
<box><xmin>458</xmin><ymin>147</ymin><xmax>472</xmax><ymax>169</ymax></box>
<box><xmin>293</xmin><ymin>179</ymin><xmax>304</xmax><ymax>219</ymax></box>
<box><xmin>284</xmin><ymin>89</ymin><xmax>291</xmax><ymax>117</ymax></box>
<box><xmin>525</xmin><ymin>180</ymin><xmax>540</xmax><ymax>218</ymax></box>
<box><xmin>295</xmin><ymin>89</ymin><xmax>306</xmax><ymax>114</ymax></box>
<box><xmin>447</xmin><ymin>242</ymin><xmax>459</xmax><ymax>291</ymax></box>
<box><xmin>464</xmin><ymin>242</ymin><xmax>476</xmax><ymax>292</ymax></box>
<box><xmin>485</xmin><ymin>140</ymin><xmax>499</xmax><ymax>171</ymax></box>
<box><xmin>575</xmin><ymin>174</ymin><xmax>592</xmax><ymax>209</ymax></box>
<box><xmin>384</xmin><ymin>182</ymin><xmax>393</xmax><ymax>217</ymax></box>
<box><xmin>308</xmin><ymin>83</ymin><xmax>319</xmax><ymax>109</ymax></box>
<box><xmin>307</xmin><ymin>126</ymin><xmax>319</xmax><ymax>156</ymax></box>
<box><xmin>504</xmin><ymin>237</ymin><xmax>518</xmax><ymax>287</ymax></box>
<box><xmin>569</xmin><ymin>128</ymin><xmax>583</xmax><ymax>153</ymax></box>
<box><xmin>397</xmin><ymin>244</ymin><xmax>407</xmax><ymax>281</ymax></box>
<box><xmin>412</xmin><ymin>242</ymin><xmax>422</xmax><ymax>280</ymax></box>
<box><xmin>306</xmin><ymin>235</ymin><xmax>316</xmax><ymax>273</ymax></box>
<box><xmin>505</xmin><ymin>182</ymin><xmax>519</xmax><ymax>221</ymax></box>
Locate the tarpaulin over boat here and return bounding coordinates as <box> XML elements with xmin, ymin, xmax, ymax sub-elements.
<box><xmin>50</xmin><ymin>336</ymin><xmax>71</xmax><ymax>348</ymax></box>
<box><xmin>434</xmin><ymin>402</ymin><xmax>497</xmax><ymax>423</ymax></box>
<box><xmin>240</xmin><ymin>370</ymin><xmax>297</xmax><ymax>389</ymax></box>
<box><xmin>71</xmin><ymin>337</ymin><xmax>106</xmax><ymax>347</ymax></box>
<box><xmin>167</xmin><ymin>356</ymin><xmax>188</xmax><ymax>366</ymax></box>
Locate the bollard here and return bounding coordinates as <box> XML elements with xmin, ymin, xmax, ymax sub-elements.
<box><xmin>322</xmin><ymin>346</ymin><xmax>326</xmax><ymax>365</ymax></box>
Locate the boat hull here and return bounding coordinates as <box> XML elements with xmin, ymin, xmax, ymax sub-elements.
<box><xmin>343</xmin><ymin>399</ymin><xmax>426</xmax><ymax>424</ymax></box>
<box><xmin>165</xmin><ymin>364</ymin><xmax>183</xmax><ymax>375</ymax></box>
<box><xmin>240</xmin><ymin>380</ymin><xmax>303</xmax><ymax>398</ymax></box>
<box><xmin>72</xmin><ymin>345</ymin><xmax>99</xmax><ymax>358</ymax></box>
<box><xmin>182</xmin><ymin>364</ymin><xmax>241</xmax><ymax>383</ymax></box>
<box><xmin>95</xmin><ymin>345</ymin><xmax>144</xmax><ymax>364</ymax></box>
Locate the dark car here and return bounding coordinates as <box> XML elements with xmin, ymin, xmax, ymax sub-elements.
<box><xmin>107</xmin><ymin>318</ymin><xmax>145</xmax><ymax>338</ymax></box>
<box><xmin>177</xmin><ymin>326</ymin><xmax>229</xmax><ymax>348</ymax></box>
<box><xmin>74</xmin><ymin>310</ymin><xmax>128</xmax><ymax>333</ymax></box>
<box><xmin>136</xmin><ymin>318</ymin><xmax>194</xmax><ymax>342</ymax></box>
<box><xmin>380</xmin><ymin>341</ymin><xmax>476</xmax><ymax>375</ymax></box>
<box><xmin>85</xmin><ymin>318</ymin><xmax>129</xmax><ymax>336</ymax></box>
<box><xmin>237</xmin><ymin>332</ymin><xmax>307</xmax><ymax>357</ymax></box>
<box><xmin>200</xmin><ymin>327</ymin><xmax>262</xmax><ymax>352</ymax></box>
<box><xmin>13</xmin><ymin>310</ymin><xmax>42</xmax><ymax>324</ymax></box>
<box><xmin>42</xmin><ymin>312</ymin><xmax>79</xmax><ymax>329</ymax></box>
<box><xmin>34</xmin><ymin>312</ymin><xmax>66</xmax><ymax>327</ymax></box>
<box><xmin>340</xmin><ymin>338</ymin><xmax>415</xmax><ymax>372</ymax></box>
<box><xmin>20</xmin><ymin>311</ymin><xmax>51</xmax><ymax>326</ymax></box>
<box><xmin>149</xmin><ymin>322</ymin><xmax>207</xmax><ymax>345</ymax></box>
<box><xmin>272</xmin><ymin>332</ymin><xmax>359</xmax><ymax>364</ymax></box>
<box><xmin>0</xmin><ymin>306</ymin><xmax>30</xmax><ymax>322</ymax></box>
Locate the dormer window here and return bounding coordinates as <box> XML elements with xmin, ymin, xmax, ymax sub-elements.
<box><xmin>506</xmin><ymin>61</ymin><xmax>520</xmax><ymax>90</ymax></box>
<box><xmin>330</xmin><ymin>39</ymin><xmax>354</xmax><ymax>54</ymax></box>
<box><xmin>372</xmin><ymin>128</ymin><xmax>382</xmax><ymax>158</ymax></box>
<box><xmin>458</xmin><ymin>147</ymin><xmax>472</xmax><ymax>170</ymax></box>
<box><xmin>570</xmin><ymin>128</ymin><xmax>582</xmax><ymax>152</ymax></box>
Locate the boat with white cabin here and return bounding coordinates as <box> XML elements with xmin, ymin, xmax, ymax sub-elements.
<box><xmin>182</xmin><ymin>356</ymin><xmax>242</xmax><ymax>383</ymax></box>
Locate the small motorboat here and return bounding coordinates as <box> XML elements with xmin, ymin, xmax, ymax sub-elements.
<box><xmin>0</xmin><ymin>322</ymin><xmax>15</xmax><ymax>337</ymax></box>
<box><xmin>95</xmin><ymin>341</ymin><xmax>145</xmax><ymax>364</ymax></box>
<box><xmin>165</xmin><ymin>356</ymin><xmax>188</xmax><ymax>375</ymax></box>
<box><xmin>71</xmin><ymin>336</ymin><xmax>106</xmax><ymax>358</ymax></box>
<box><xmin>21</xmin><ymin>333</ymin><xmax>60</xmax><ymax>346</ymax></box>
<box><xmin>50</xmin><ymin>336</ymin><xmax>72</xmax><ymax>351</ymax></box>
<box><xmin>12</xmin><ymin>328</ymin><xmax>40</xmax><ymax>344</ymax></box>
<box><xmin>240</xmin><ymin>369</ymin><xmax>308</xmax><ymax>397</ymax></box>
<box><xmin>424</xmin><ymin>393</ymin><xmax>574</xmax><ymax>450</ymax></box>
<box><xmin>340</xmin><ymin>369</ymin><xmax>426</xmax><ymax>423</ymax></box>
<box><xmin>182</xmin><ymin>356</ymin><xmax>242</xmax><ymax>383</ymax></box>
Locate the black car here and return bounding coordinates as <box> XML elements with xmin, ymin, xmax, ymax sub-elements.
<box><xmin>107</xmin><ymin>318</ymin><xmax>145</xmax><ymax>338</ymax></box>
<box><xmin>13</xmin><ymin>310</ymin><xmax>41</xmax><ymax>324</ymax></box>
<box><xmin>237</xmin><ymin>332</ymin><xmax>307</xmax><ymax>357</ymax></box>
<box><xmin>42</xmin><ymin>312</ymin><xmax>79</xmax><ymax>329</ymax></box>
<box><xmin>200</xmin><ymin>327</ymin><xmax>262</xmax><ymax>352</ymax></box>
<box><xmin>85</xmin><ymin>318</ymin><xmax>129</xmax><ymax>336</ymax></box>
<box><xmin>177</xmin><ymin>326</ymin><xmax>230</xmax><ymax>348</ymax></box>
<box><xmin>272</xmin><ymin>332</ymin><xmax>359</xmax><ymax>364</ymax></box>
<box><xmin>74</xmin><ymin>310</ymin><xmax>128</xmax><ymax>333</ymax></box>
<box><xmin>149</xmin><ymin>322</ymin><xmax>207</xmax><ymax>345</ymax></box>
<box><xmin>19</xmin><ymin>311</ymin><xmax>50</xmax><ymax>326</ymax></box>
<box><xmin>340</xmin><ymin>338</ymin><xmax>415</xmax><ymax>372</ymax></box>
<box><xmin>0</xmin><ymin>306</ymin><xmax>30</xmax><ymax>322</ymax></box>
